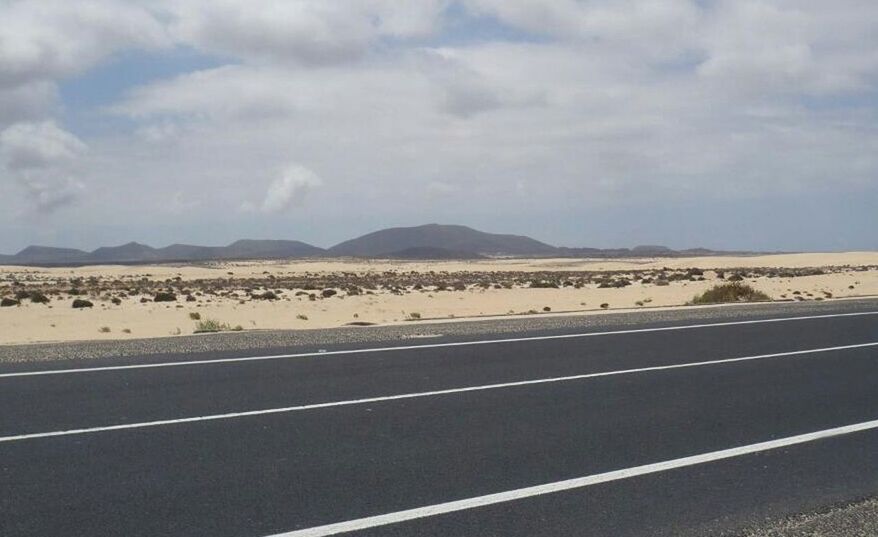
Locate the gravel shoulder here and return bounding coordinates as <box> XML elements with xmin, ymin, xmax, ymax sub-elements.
<box><xmin>735</xmin><ymin>497</ymin><xmax>878</xmax><ymax>537</ymax></box>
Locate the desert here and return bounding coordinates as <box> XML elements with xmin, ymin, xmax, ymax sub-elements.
<box><xmin>2</xmin><ymin>252</ymin><xmax>876</xmax><ymax>346</ymax></box>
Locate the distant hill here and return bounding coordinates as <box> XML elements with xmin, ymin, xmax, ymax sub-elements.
<box><xmin>0</xmin><ymin>224</ymin><xmax>764</xmax><ymax>266</ymax></box>
<box><xmin>0</xmin><ymin>239</ymin><xmax>326</xmax><ymax>266</ymax></box>
<box><xmin>10</xmin><ymin>246</ymin><xmax>90</xmax><ymax>264</ymax></box>
<box><xmin>329</xmin><ymin>224</ymin><xmax>558</xmax><ymax>257</ymax></box>
<box><xmin>90</xmin><ymin>242</ymin><xmax>161</xmax><ymax>263</ymax></box>
<box><xmin>380</xmin><ymin>246</ymin><xmax>486</xmax><ymax>260</ymax></box>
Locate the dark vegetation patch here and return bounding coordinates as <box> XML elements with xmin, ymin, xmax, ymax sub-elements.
<box><xmin>690</xmin><ymin>283</ymin><xmax>771</xmax><ymax>305</ymax></box>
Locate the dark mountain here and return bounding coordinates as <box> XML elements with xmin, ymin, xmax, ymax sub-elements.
<box><xmin>329</xmin><ymin>224</ymin><xmax>557</xmax><ymax>257</ymax></box>
<box><xmin>381</xmin><ymin>247</ymin><xmax>486</xmax><ymax>260</ymax></box>
<box><xmin>12</xmin><ymin>246</ymin><xmax>90</xmax><ymax>264</ymax></box>
<box><xmin>90</xmin><ymin>242</ymin><xmax>160</xmax><ymax>263</ymax></box>
<box><xmin>0</xmin><ymin>240</ymin><xmax>326</xmax><ymax>266</ymax></box>
<box><xmin>221</xmin><ymin>239</ymin><xmax>325</xmax><ymax>259</ymax></box>
<box><xmin>0</xmin><ymin>224</ymin><xmax>763</xmax><ymax>266</ymax></box>
<box><xmin>155</xmin><ymin>244</ymin><xmax>223</xmax><ymax>261</ymax></box>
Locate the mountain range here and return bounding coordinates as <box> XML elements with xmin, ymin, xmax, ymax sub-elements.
<box><xmin>0</xmin><ymin>224</ymin><xmax>757</xmax><ymax>266</ymax></box>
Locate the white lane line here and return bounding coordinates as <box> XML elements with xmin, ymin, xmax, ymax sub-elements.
<box><xmin>270</xmin><ymin>417</ymin><xmax>878</xmax><ymax>537</ymax></box>
<box><xmin>2</xmin><ymin>310</ymin><xmax>877</xmax><ymax>379</ymax></box>
<box><xmin>1</xmin><ymin>341</ymin><xmax>875</xmax><ymax>444</ymax></box>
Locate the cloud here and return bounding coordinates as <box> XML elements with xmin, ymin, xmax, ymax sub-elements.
<box><xmin>16</xmin><ymin>176</ymin><xmax>84</xmax><ymax>213</ymax></box>
<box><xmin>167</xmin><ymin>0</ymin><xmax>447</xmax><ymax>66</ymax></box>
<box><xmin>245</xmin><ymin>164</ymin><xmax>323</xmax><ymax>214</ymax></box>
<box><xmin>0</xmin><ymin>121</ymin><xmax>87</xmax><ymax>170</ymax></box>
<box><xmin>0</xmin><ymin>0</ymin><xmax>168</xmax><ymax>90</ymax></box>
<box><xmin>1</xmin><ymin>121</ymin><xmax>87</xmax><ymax>213</ymax></box>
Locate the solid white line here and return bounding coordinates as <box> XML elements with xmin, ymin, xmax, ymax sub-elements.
<box><xmin>1</xmin><ymin>310</ymin><xmax>877</xmax><ymax>379</ymax></box>
<box><xmin>1</xmin><ymin>341</ymin><xmax>875</xmax><ymax>444</ymax></box>
<box><xmin>269</xmin><ymin>417</ymin><xmax>878</xmax><ymax>537</ymax></box>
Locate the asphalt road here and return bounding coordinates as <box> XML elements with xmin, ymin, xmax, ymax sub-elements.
<box><xmin>1</xmin><ymin>302</ymin><xmax>878</xmax><ymax>536</ymax></box>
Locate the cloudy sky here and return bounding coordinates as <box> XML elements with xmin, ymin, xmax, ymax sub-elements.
<box><xmin>1</xmin><ymin>0</ymin><xmax>876</xmax><ymax>253</ymax></box>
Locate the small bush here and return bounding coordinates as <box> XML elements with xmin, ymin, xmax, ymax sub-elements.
<box><xmin>542</xmin><ymin>306</ymin><xmax>551</xmax><ymax>312</ymax></box>
<box><xmin>111</xmin><ymin>297</ymin><xmax>122</xmax><ymax>305</ymax></box>
<box><xmin>1</xmin><ymin>297</ymin><xmax>19</xmax><ymax>307</ymax></box>
<box><xmin>321</xmin><ymin>289</ymin><xmax>337</xmax><ymax>298</ymax></box>
<box><xmin>30</xmin><ymin>292</ymin><xmax>50</xmax><ymax>304</ymax></box>
<box><xmin>690</xmin><ymin>283</ymin><xmax>770</xmax><ymax>305</ymax></box>
<box><xmin>154</xmin><ymin>292</ymin><xmax>177</xmax><ymax>302</ymax></box>
<box><xmin>600</xmin><ymin>303</ymin><xmax>609</xmax><ymax>309</ymax></box>
<box><xmin>72</xmin><ymin>299</ymin><xmax>94</xmax><ymax>308</ymax></box>
<box><xmin>194</xmin><ymin>318</ymin><xmax>230</xmax><ymax>333</ymax></box>
<box><xmin>189</xmin><ymin>312</ymin><xmax>202</xmax><ymax>320</ymax></box>
<box><xmin>98</xmin><ymin>326</ymin><xmax>111</xmax><ymax>333</ymax></box>
<box><xmin>408</xmin><ymin>312</ymin><xmax>422</xmax><ymax>319</ymax></box>
<box><xmin>122</xmin><ymin>328</ymin><xmax>132</xmax><ymax>334</ymax></box>
<box><xmin>296</xmin><ymin>314</ymin><xmax>309</xmax><ymax>320</ymax></box>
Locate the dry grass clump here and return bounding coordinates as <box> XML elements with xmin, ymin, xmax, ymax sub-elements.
<box><xmin>690</xmin><ymin>283</ymin><xmax>770</xmax><ymax>305</ymax></box>
<box><xmin>194</xmin><ymin>318</ymin><xmax>231</xmax><ymax>333</ymax></box>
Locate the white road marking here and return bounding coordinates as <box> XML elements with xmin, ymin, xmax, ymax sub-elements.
<box><xmin>1</xmin><ymin>310</ymin><xmax>876</xmax><ymax>379</ymax></box>
<box><xmin>1</xmin><ymin>341</ymin><xmax>875</xmax><ymax>444</ymax></box>
<box><xmin>269</xmin><ymin>417</ymin><xmax>878</xmax><ymax>537</ymax></box>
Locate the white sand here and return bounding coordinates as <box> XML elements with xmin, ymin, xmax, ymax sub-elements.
<box><xmin>1</xmin><ymin>253</ymin><xmax>876</xmax><ymax>345</ymax></box>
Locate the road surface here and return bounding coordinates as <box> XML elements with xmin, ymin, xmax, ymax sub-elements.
<box><xmin>2</xmin><ymin>301</ymin><xmax>878</xmax><ymax>536</ymax></box>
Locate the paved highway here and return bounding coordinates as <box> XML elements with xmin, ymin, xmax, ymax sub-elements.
<box><xmin>1</xmin><ymin>302</ymin><xmax>878</xmax><ymax>536</ymax></box>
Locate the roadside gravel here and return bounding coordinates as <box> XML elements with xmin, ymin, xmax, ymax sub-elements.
<box><xmin>736</xmin><ymin>498</ymin><xmax>878</xmax><ymax>537</ymax></box>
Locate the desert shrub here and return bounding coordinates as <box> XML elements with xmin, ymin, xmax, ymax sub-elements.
<box><xmin>154</xmin><ymin>292</ymin><xmax>177</xmax><ymax>302</ymax></box>
<box><xmin>111</xmin><ymin>297</ymin><xmax>122</xmax><ymax>305</ymax></box>
<box><xmin>529</xmin><ymin>280</ymin><xmax>559</xmax><ymax>289</ymax></box>
<box><xmin>321</xmin><ymin>289</ymin><xmax>337</xmax><ymax>298</ymax></box>
<box><xmin>72</xmin><ymin>299</ymin><xmax>94</xmax><ymax>308</ymax></box>
<box><xmin>122</xmin><ymin>328</ymin><xmax>132</xmax><ymax>334</ymax></box>
<box><xmin>98</xmin><ymin>326</ymin><xmax>111</xmax><ymax>333</ymax></box>
<box><xmin>727</xmin><ymin>273</ymin><xmax>744</xmax><ymax>282</ymax></box>
<box><xmin>542</xmin><ymin>306</ymin><xmax>551</xmax><ymax>312</ymax></box>
<box><xmin>194</xmin><ymin>318</ymin><xmax>230</xmax><ymax>333</ymax></box>
<box><xmin>408</xmin><ymin>312</ymin><xmax>422</xmax><ymax>319</ymax></box>
<box><xmin>296</xmin><ymin>314</ymin><xmax>309</xmax><ymax>320</ymax></box>
<box><xmin>189</xmin><ymin>312</ymin><xmax>202</xmax><ymax>320</ymax></box>
<box><xmin>1</xmin><ymin>297</ymin><xmax>19</xmax><ymax>307</ymax></box>
<box><xmin>252</xmin><ymin>291</ymin><xmax>278</xmax><ymax>300</ymax></box>
<box><xmin>29</xmin><ymin>292</ymin><xmax>50</xmax><ymax>304</ymax></box>
<box><xmin>600</xmin><ymin>303</ymin><xmax>609</xmax><ymax>309</ymax></box>
<box><xmin>653</xmin><ymin>279</ymin><xmax>670</xmax><ymax>287</ymax></box>
<box><xmin>690</xmin><ymin>283</ymin><xmax>770</xmax><ymax>305</ymax></box>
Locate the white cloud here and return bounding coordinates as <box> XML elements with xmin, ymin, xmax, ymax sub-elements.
<box><xmin>245</xmin><ymin>164</ymin><xmax>323</xmax><ymax>214</ymax></box>
<box><xmin>1</xmin><ymin>121</ymin><xmax>87</xmax><ymax>170</ymax></box>
<box><xmin>0</xmin><ymin>0</ymin><xmax>168</xmax><ymax>89</ymax></box>
<box><xmin>1</xmin><ymin>121</ymin><xmax>88</xmax><ymax>213</ymax></box>
<box><xmin>167</xmin><ymin>0</ymin><xmax>447</xmax><ymax>66</ymax></box>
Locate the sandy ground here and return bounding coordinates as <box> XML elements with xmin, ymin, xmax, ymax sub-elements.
<box><xmin>1</xmin><ymin>253</ymin><xmax>876</xmax><ymax>345</ymax></box>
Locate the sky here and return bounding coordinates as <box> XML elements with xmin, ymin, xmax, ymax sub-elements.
<box><xmin>0</xmin><ymin>0</ymin><xmax>876</xmax><ymax>254</ymax></box>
